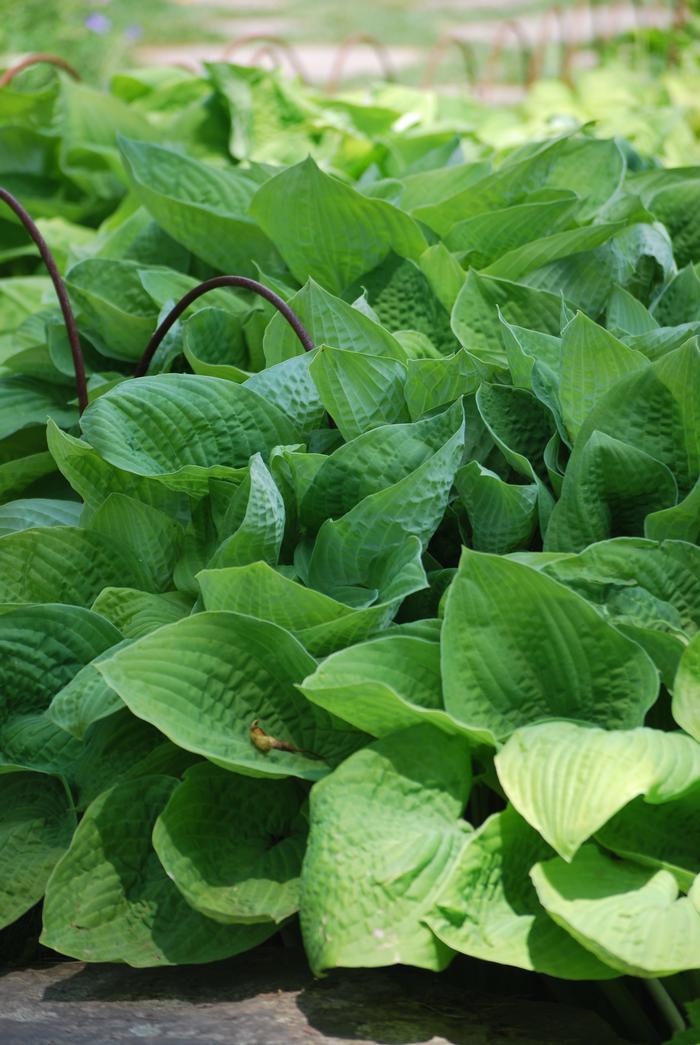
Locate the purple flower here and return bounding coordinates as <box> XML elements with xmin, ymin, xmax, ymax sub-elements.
<box><xmin>84</xmin><ymin>12</ymin><xmax>112</xmax><ymax>34</ymax></box>
<box><xmin>124</xmin><ymin>23</ymin><xmax>143</xmax><ymax>41</ymax></box>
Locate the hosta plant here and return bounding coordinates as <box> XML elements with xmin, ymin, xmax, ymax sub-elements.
<box><xmin>1</xmin><ymin>59</ymin><xmax>700</xmax><ymax>1044</ymax></box>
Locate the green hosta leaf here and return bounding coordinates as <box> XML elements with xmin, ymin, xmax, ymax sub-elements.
<box><xmin>69</xmin><ymin>710</ymin><xmax>196</xmax><ymax>811</ymax></box>
<box><xmin>299</xmin><ymin>404</ymin><xmax>463</xmax><ymax>534</ymax></box>
<box><xmin>499</xmin><ymin>313</ymin><xmax>562</xmax><ymax>394</ymax></box>
<box><xmin>607</xmin><ymin>284</ymin><xmax>659</xmax><ymax>337</ymax></box>
<box><xmin>153</xmin><ymin>764</ymin><xmax>307</xmax><ymax>924</ymax></box>
<box><xmin>300</xmin><ymin>725</ymin><xmax>472</xmax><ymax>973</ymax></box>
<box><xmin>120</xmin><ymin>137</ymin><xmax>278</xmax><ymax>275</ymax></box>
<box><xmin>207</xmin><ymin>63</ymin><xmax>314</xmax><ymax>165</ymax></box>
<box><xmin>56</xmin><ymin>78</ymin><xmax>151</xmax><ymax>198</ymax></box>
<box><xmin>0</xmin><ymin>448</ymin><xmax>56</xmax><ymax>506</ymax></box>
<box><xmin>649</xmin><ymin>180</ymin><xmax>700</xmax><ymax>267</ymax></box>
<box><xmin>300</xmin><ymin>634</ymin><xmax>479</xmax><ymax>740</ymax></box>
<box><xmin>455</xmin><ymin>461</ymin><xmax>539</xmax><ymax>554</ymax></box>
<box><xmin>244</xmin><ymin>355</ymin><xmax>327</xmax><ymax>437</ymax></box>
<box><xmin>425</xmin><ymin>807</ymin><xmax>614</xmax><ymax>979</ymax></box>
<box><xmin>183</xmin><ymin>307</ymin><xmax>249</xmax><ymax>382</ymax></box>
<box><xmin>0</xmin><ymin>604</ymin><xmax>121</xmax><ymax>771</ymax></box>
<box><xmin>597</xmin><ymin>793</ymin><xmax>700</xmax><ymax>892</ymax></box>
<box><xmin>495</xmin><ymin>721</ymin><xmax>700</xmax><ymax>860</ymax></box>
<box><xmin>656</xmin><ymin>263</ymin><xmax>700</xmax><ymax>323</ymax></box>
<box><xmin>0</xmin><ymin>376</ymin><xmax>77</xmax><ymax>441</ymax></box>
<box><xmin>543</xmin><ymin>538</ymin><xmax>700</xmax><ymax>636</ymax></box>
<box><xmin>79</xmin><ymin>375</ymin><xmax>299</xmax><ymax>495</ymax></box>
<box><xmin>47</xmin><ymin>640</ymin><xmax>130</xmax><ymax>740</ymax></box>
<box><xmin>441</xmin><ymin>550</ymin><xmax>659</xmax><ymax>743</ymax></box>
<box><xmin>484</xmin><ymin>223</ymin><xmax>625</xmax><ymax>283</ymax></box>
<box><xmin>98</xmin><ymin>611</ymin><xmax>362</xmax><ymax>780</ymax></box>
<box><xmin>674</xmin><ymin>635</ymin><xmax>700</xmax><ymax>743</ymax></box>
<box><xmin>309</xmin><ymin>347</ymin><xmax>409</xmax><ymax>440</ymax></box>
<box><xmin>531</xmin><ymin>846</ymin><xmax>700</xmax><ymax>977</ymax></box>
<box><xmin>545</xmin><ymin>432</ymin><xmax>678</xmax><ymax>553</ymax></box>
<box><xmin>558</xmin><ymin>313</ymin><xmax>648</xmax><ymax>441</ymax></box>
<box><xmin>250</xmin><ymin>157</ymin><xmax>426</xmax><ymax>294</ymax></box>
<box><xmin>452</xmin><ymin>272</ymin><xmax>565</xmax><ymax>367</ymax></box>
<box><xmin>398</xmin><ymin>160</ymin><xmax>491</xmax><ymax>211</ymax></box>
<box><xmin>349</xmin><ymin>254</ymin><xmax>456</xmax><ymax>355</ymax></box>
<box><xmin>0</xmin><ymin>276</ymin><xmax>50</xmax><ymax>333</ymax></box>
<box><xmin>46</xmin><ymin>420</ymin><xmax>187</xmax><ymax>519</ymax></box>
<box><xmin>307</xmin><ymin>415</ymin><xmax>463</xmax><ymax>599</ymax></box>
<box><xmin>404</xmin><ymin>351</ymin><xmax>480</xmax><ymax>420</ymax></box>
<box><xmin>41</xmin><ymin>776</ymin><xmax>274</xmax><ymax>966</ymax></box>
<box><xmin>65</xmin><ymin>259</ymin><xmax>158</xmax><ymax>362</ymax></box>
<box><xmin>418</xmin><ymin>242</ymin><xmax>466</xmax><ymax>312</ymax></box>
<box><xmin>139</xmin><ymin>268</ymin><xmax>249</xmax><ymax>318</ymax></box>
<box><xmin>415</xmin><ymin>137</ymin><xmax>623</xmax><ymax>234</ymax></box>
<box><xmin>444</xmin><ymin>193</ymin><xmax>578</xmax><ymax>263</ymax></box>
<box><xmin>208</xmin><ymin>454</ymin><xmax>284</xmax><ymax>570</ymax></box>
<box><xmin>197</xmin><ymin>561</ymin><xmax>413</xmax><ymax>656</ymax></box>
<box><xmin>263</xmin><ymin>279</ymin><xmax>404</xmax><ymax>366</ymax></box>
<box><xmin>0</xmin><ymin>526</ymin><xmax>145</xmax><ymax>605</ymax></box>
<box><xmin>0</xmin><ymin>713</ymin><xmax>83</xmax><ymax>778</ymax></box>
<box><xmin>645</xmin><ymin>475</ymin><xmax>700</xmax><ymax>543</ymax></box>
<box><xmin>0</xmin><ymin>604</ymin><xmax>121</xmax><ymax>717</ymax></box>
<box><xmin>90</xmin><ymin>588</ymin><xmax>193</xmax><ymax>640</ymax></box>
<box><xmin>87</xmin><ymin>494</ymin><xmax>183</xmax><ymax>592</ymax></box>
<box><xmin>0</xmin><ymin>771</ymin><xmax>76</xmax><ymax>931</ymax></box>
<box><xmin>476</xmin><ymin>382</ymin><xmax>554</xmax><ymax>483</ymax></box>
<box><xmin>0</xmin><ymin>498</ymin><xmax>82</xmax><ymax>536</ymax></box>
<box><xmin>571</xmin><ymin>341</ymin><xmax>700</xmax><ymax>495</ymax></box>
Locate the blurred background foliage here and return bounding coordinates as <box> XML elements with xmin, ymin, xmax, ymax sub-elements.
<box><xmin>0</xmin><ymin>0</ymin><xmax>698</xmax><ymax>86</ymax></box>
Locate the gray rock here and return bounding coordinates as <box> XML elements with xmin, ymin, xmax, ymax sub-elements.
<box><xmin>0</xmin><ymin>948</ymin><xmax>628</xmax><ymax>1045</ymax></box>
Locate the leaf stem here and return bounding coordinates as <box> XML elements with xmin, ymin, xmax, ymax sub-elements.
<box><xmin>134</xmin><ymin>275</ymin><xmax>314</xmax><ymax>377</ymax></box>
<box><xmin>597</xmin><ymin>980</ymin><xmax>660</xmax><ymax>1044</ymax></box>
<box><xmin>645</xmin><ymin>978</ymin><xmax>686</xmax><ymax>1037</ymax></box>
<box><xmin>0</xmin><ymin>186</ymin><xmax>88</xmax><ymax>414</ymax></box>
<box><xmin>0</xmin><ymin>54</ymin><xmax>81</xmax><ymax>88</ymax></box>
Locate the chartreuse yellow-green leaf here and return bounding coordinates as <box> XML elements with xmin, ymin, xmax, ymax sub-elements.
<box><xmin>153</xmin><ymin>763</ymin><xmax>307</xmax><ymax>925</ymax></box>
<box><xmin>495</xmin><ymin>721</ymin><xmax>700</xmax><ymax>860</ymax></box>
<box><xmin>97</xmin><ymin>611</ymin><xmax>363</xmax><ymax>781</ymax></box>
<box><xmin>674</xmin><ymin>635</ymin><xmax>700</xmax><ymax>742</ymax></box>
<box><xmin>531</xmin><ymin>845</ymin><xmax>700</xmax><ymax>977</ymax></box>
<box><xmin>299</xmin><ymin>634</ymin><xmax>487</xmax><ymax>742</ymax></box>
<box><xmin>596</xmin><ymin>792</ymin><xmax>700</xmax><ymax>892</ymax></box>
<box><xmin>41</xmin><ymin>776</ymin><xmax>274</xmax><ymax>966</ymax></box>
<box><xmin>300</xmin><ymin>725</ymin><xmax>472</xmax><ymax>973</ymax></box>
<box><xmin>424</xmin><ymin>806</ymin><xmax>615</xmax><ymax>979</ymax></box>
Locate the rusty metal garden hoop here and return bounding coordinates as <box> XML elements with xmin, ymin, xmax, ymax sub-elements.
<box><xmin>0</xmin><ymin>53</ymin><xmax>81</xmax><ymax>88</ymax></box>
<box><xmin>221</xmin><ymin>34</ymin><xmax>308</xmax><ymax>81</ymax></box>
<box><xmin>481</xmin><ymin>19</ymin><xmax>532</xmax><ymax>95</ymax></box>
<box><xmin>421</xmin><ymin>35</ymin><xmax>479</xmax><ymax>90</ymax></box>
<box><xmin>326</xmin><ymin>33</ymin><xmax>395</xmax><ymax>94</ymax></box>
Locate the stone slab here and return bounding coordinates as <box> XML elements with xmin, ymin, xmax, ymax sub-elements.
<box><xmin>0</xmin><ymin>947</ymin><xmax>629</xmax><ymax>1045</ymax></box>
